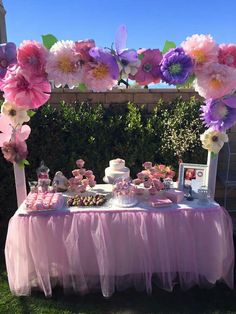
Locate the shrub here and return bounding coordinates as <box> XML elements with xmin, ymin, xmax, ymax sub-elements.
<box><xmin>0</xmin><ymin>97</ymin><xmax>206</xmax><ymax>219</ymax></box>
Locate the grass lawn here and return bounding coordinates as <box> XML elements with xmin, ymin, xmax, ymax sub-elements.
<box><xmin>1</xmin><ymin>223</ymin><xmax>236</xmax><ymax>314</ymax></box>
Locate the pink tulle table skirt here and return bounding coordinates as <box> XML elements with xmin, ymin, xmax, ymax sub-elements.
<box><xmin>5</xmin><ymin>205</ymin><xmax>234</xmax><ymax>297</ymax></box>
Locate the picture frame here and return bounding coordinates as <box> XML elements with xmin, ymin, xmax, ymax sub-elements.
<box><xmin>178</xmin><ymin>163</ymin><xmax>208</xmax><ymax>194</ymax></box>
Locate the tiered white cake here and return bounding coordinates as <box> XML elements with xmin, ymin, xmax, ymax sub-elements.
<box><xmin>104</xmin><ymin>158</ymin><xmax>130</xmax><ymax>184</ymax></box>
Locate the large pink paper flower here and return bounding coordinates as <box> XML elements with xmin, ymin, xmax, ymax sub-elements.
<box><xmin>218</xmin><ymin>44</ymin><xmax>236</xmax><ymax>68</ymax></box>
<box><xmin>17</xmin><ymin>40</ymin><xmax>48</xmax><ymax>75</ymax></box>
<box><xmin>46</xmin><ymin>40</ymin><xmax>83</xmax><ymax>88</ymax></box>
<box><xmin>0</xmin><ymin>66</ymin><xmax>51</xmax><ymax>109</ymax></box>
<box><xmin>129</xmin><ymin>49</ymin><xmax>162</xmax><ymax>85</ymax></box>
<box><xmin>194</xmin><ymin>62</ymin><xmax>236</xmax><ymax>99</ymax></box>
<box><xmin>181</xmin><ymin>34</ymin><xmax>219</xmax><ymax>70</ymax></box>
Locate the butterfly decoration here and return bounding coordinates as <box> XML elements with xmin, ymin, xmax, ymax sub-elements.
<box><xmin>0</xmin><ymin>113</ymin><xmax>31</xmax><ymax>147</ymax></box>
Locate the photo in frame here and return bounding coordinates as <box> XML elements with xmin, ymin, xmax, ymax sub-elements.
<box><xmin>178</xmin><ymin>163</ymin><xmax>208</xmax><ymax>194</ymax></box>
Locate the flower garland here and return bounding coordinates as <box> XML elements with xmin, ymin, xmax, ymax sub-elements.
<box><xmin>1</xmin><ymin>26</ymin><xmax>236</xmax><ymax>166</ymax></box>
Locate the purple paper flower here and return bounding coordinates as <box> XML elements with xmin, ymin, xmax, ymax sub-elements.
<box><xmin>0</xmin><ymin>42</ymin><xmax>17</xmax><ymax>79</ymax></box>
<box><xmin>160</xmin><ymin>47</ymin><xmax>193</xmax><ymax>85</ymax></box>
<box><xmin>201</xmin><ymin>96</ymin><xmax>236</xmax><ymax>131</ymax></box>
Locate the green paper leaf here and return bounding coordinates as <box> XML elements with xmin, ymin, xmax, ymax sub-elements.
<box><xmin>138</xmin><ymin>53</ymin><xmax>144</xmax><ymax>60</ymax></box>
<box><xmin>24</xmin><ymin>159</ymin><xmax>30</xmax><ymax>166</ymax></box>
<box><xmin>17</xmin><ymin>160</ymin><xmax>25</xmax><ymax>169</ymax></box>
<box><xmin>27</xmin><ymin>110</ymin><xmax>36</xmax><ymax>118</ymax></box>
<box><xmin>176</xmin><ymin>74</ymin><xmax>196</xmax><ymax>89</ymax></box>
<box><xmin>18</xmin><ymin>159</ymin><xmax>30</xmax><ymax>169</ymax></box>
<box><xmin>42</xmin><ymin>34</ymin><xmax>58</xmax><ymax>49</ymax></box>
<box><xmin>211</xmin><ymin>152</ymin><xmax>218</xmax><ymax>158</ymax></box>
<box><xmin>162</xmin><ymin>40</ymin><xmax>176</xmax><ymax>54</ymax></box>
<box><xmin>78</xmin><ymin>83</ymin><xmax>87</xmax><ymax>91</ymax></box>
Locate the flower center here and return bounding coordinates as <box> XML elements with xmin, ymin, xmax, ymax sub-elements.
<box><xmin>58</xmin><ymin>56</ymin><xmax>75</xmax><ymax>73</ymax></box>
<box><xmin>210</xmin><ymin>78</ymin><xmax>222</xmax><ymax>89</ymax></box>
<box><xmin>213</xmin><ymin>103</ymin><xmax>228</xmax><ymax>120</ymax></box>
<box><xmin>121</xmin><ymin>59</ymin><xmax>129</xmax><ymax>66</ymax></box>
<box><xmin>28</xmin><ymin>55</ymin><xmax>39</xmax><ymax>66</ymax></box>
<box><xmin>143</xmin><ymin>63</ymin><xmax>152</xmax><ymax>72</ymax></box>
<box><xmin>225</xmin><ymin>55</ymin><xmax>234</xmax><ymax>65</ymax></box>
<box><xmin>169</xmin><ymin>63</ymin><xmax>182</xmax><ymax>74</ymax></box>
<box><xmin>211</xmin><ymin>135</ymin><xmax>219</xmax><ymax>142</ymax></box>
<box><xmin>92</xmin><ymin>64</ymin><xmax>109</xmax><ymax>79</ymax></box>
<box><xmin>0</xmin><ymin>58</ymin><xmax>8</xmax><ymax>68</ymax></box>
<box><xmin>193</xmin><ymin>49</ymin><xmax>206</xmax><ymax>63</ymax></box>
<box><xmin>9</xmin><ymin>109</ymin><xmax>17</xmax><ymax>117</ymax></box>
<box><xmin>17</xmin><ymin>75</ymin><xmax>29</xmax><ymax>90</ymax></box>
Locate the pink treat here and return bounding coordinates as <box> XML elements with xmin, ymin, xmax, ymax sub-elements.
<box><xmin>135</xmin><ymin>188</ymin><xmax>145</xmax><ymax>195</ymax></box>
<box><xmin>149</xmin><ymin>196</ymin><xmax>172</xmax><ymax>208</ymax></box>
<box><xmin>164</xmin><ymin>189</ymin><xmax>184</xmax><ymax>203</ymax></box>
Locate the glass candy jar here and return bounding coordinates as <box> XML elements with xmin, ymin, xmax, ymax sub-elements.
<box><xmin>37</xmin><ymin>161</ymin><xmax>50</xmax><ymax>192</ymax></box>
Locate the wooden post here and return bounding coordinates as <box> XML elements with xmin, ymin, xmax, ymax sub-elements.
<box><xmin>206</xmin><ymin>151</ymin><xmax>218</xmax><ymax>199</ymax></box>
<box><xmin>13</xmin><ymin>163</ymin><xmax>27</xmax><ymax>207</ymax></box>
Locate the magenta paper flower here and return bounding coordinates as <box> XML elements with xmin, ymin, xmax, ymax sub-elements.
<box><xmin>0</xmin><ymin>67</ymin><xmax>51</xmax><ymax>109</ymax></box>
<box><xmin>181</xmin><ymin>34</ymin><xmax>219</xmax><ymax>70</ymax></box>
<box><xmin>194</xmin><ymin>62</ymin><xmax>236</xmax><ymax>99</ymax></box>
<box><xmin>83</xmin><ymin>47</ymin><xmax>119</xmax><ymax>92</ymax></box>
<box><xmin>0</xmin><ymin>42</ymin><xmax>17</xmax><ymax>79</ymax></box>
<box><xmin>46</xmin><ymin>40</ymin><xmax>83</xmax><ymax>88</ymax></box>
<box><xmin>17</xmin><ymin>40</ymin><xmax>48</xmax><ymax>75</ymax></box>
<box><xmin>218</xmin><ymin>44</ymin><xmax>236</xmax><ymax>68</ymax></box>
<box><xmin>1</xmin><ymin>139</ymin><xmax>28</xmax><ymax>163</ymax></box>
<box><xmin>75</xmin><ymin>39</ymin><xmax>95</xmax><ymax>63</ymax></box>
<box><xmin>129</xmin><ymin>49</ymin><xmax>162</xmax><ymax>85</ymax></box>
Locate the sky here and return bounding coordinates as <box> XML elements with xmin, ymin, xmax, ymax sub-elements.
<box><xmin>4</xmin><ymin>0</ymin><xmax>236</xmax><ymax>50</ymax></box>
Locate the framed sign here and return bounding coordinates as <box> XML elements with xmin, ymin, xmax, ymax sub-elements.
<box><xmin>178</xmin><ymin>163</ymin><xmax>208</xmax><ymax>194</ymax></box>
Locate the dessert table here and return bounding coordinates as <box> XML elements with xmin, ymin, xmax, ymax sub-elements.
<box><xmin>5</xmin><ymin>184</ymin><xmax>234</xmax><ymax>297</ymax></box>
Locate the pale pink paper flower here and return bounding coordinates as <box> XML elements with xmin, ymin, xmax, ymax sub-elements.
<box><xmin>0</xmin><ymin>66</ymin><xmax>51</xmax><ymax>109</ymax></box>
<box><xmin>194</xmin><ymin>62</ymin><xmax>236</xmax><ymax>99</ymax></box>
<box><xmin>17</xmin><ymin>40</ymin><xmax>48</xmax><ymax>75</ymax></box>
<box><xmin>46</xmin><ymin>40</ymin><xmax>83</xmax><ymax>88</ymax></box>
<box><xmin>181</xmin><ymin>34</ymin><xmax>219</xmax><ymax>70</ymax></box>
<box><xmin>76</xmin><ymin>159</ymin><xmax>85</xmax><ymax>168</ymax></box>
<box><xmin>218</xmin><ymin>44</ymin><xmax>236</xmax><ymax>68</ymax></box>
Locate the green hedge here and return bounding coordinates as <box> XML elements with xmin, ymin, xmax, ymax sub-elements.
<box><xmin>0</xmin><ymin>97</ymin><xmax>206</xmax><ymax>219</ymax></box>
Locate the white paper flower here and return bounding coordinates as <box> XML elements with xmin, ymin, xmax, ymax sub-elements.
<box><xmin>1</xmin><ymin>101</ymin><xmax>30</xmax><ymax>126</ymax></box>
<box><xmin>200</xmin><ymin>128</ymin><xmax>228</xmax><ymax>154</ymax></box>
<box><xmin>118</xmin><ymin>59</ymin><xmax>141</xmax><ymax>78</ymax></box>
